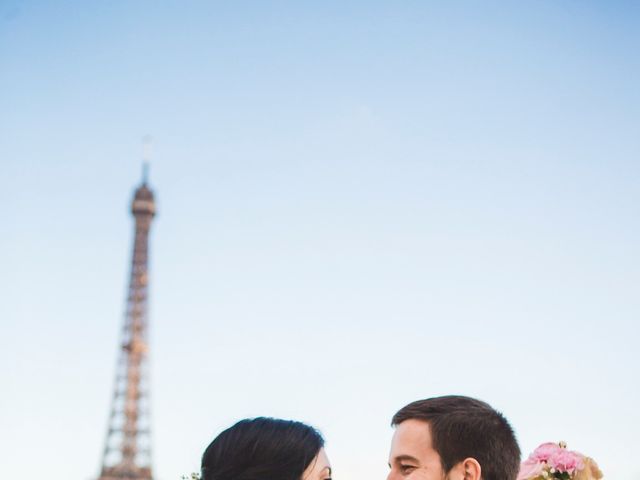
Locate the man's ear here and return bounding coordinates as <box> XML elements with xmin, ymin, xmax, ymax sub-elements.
<box><xmin>461</xmin><ymin>458</ymin><xmax>481</xmax><ymax>480</ymax></box>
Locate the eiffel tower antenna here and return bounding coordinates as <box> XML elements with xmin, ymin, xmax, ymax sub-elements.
<box><xmin>97</xmin><ymin>158</ymin><xmax>157</xmax><ymax>480</ymax></box>
<box><xmin>142</xmin><ymin>135</ymin><xmax>152</xmax><ymax>184</ymax></box>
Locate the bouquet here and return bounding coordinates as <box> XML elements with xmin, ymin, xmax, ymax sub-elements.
<box><xmin>518</xmin><ymin>441</ymin><xmax>603</xmax><ymax>480</ymax></box>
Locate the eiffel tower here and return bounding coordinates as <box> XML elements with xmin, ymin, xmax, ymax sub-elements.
<box><xmin>98</xmin><ymin>165</ymin><xmax>156</xmax><ymax>480</ymax></box>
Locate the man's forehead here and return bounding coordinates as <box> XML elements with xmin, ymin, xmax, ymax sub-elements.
<box><xmin>395</xmin><ymin>419</ymin><xmax>431</xmax><ymax>439</ymax></box>
<box><xmin>390</xmin><ymin>419</ymin><xmax>433</xmax><ymax>454</ymax></box>
<box><xmin>389</xmin><ymin>418</ymin><xmax>444</xmax><ymax>469</ymax></box>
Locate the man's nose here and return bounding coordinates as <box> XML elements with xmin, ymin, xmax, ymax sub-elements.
<box><xmin>387</xmin><ymin>470</ymin><xmax>397</xmax><ymax>480</ymax></box>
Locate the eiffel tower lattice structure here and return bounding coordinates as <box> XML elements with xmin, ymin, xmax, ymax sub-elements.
<box><xmin>98</xmin><ymin>167</ymin><xmax>156</xmax><ymax>480</ymax></box>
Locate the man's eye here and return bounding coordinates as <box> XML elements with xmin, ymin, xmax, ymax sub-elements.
<box><xmin>400</xmin><ymin>465</ymin><xmax>417</xmax><ymax>473</ymax></box>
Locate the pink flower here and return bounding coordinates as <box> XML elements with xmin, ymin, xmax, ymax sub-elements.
<box><xmin>529</xmin><ymin>442</ymin><xmax>563</xmax><ymax>462</ymax></box>
<box><xmin>517</xmin><ymin>459</ymin><xmax>545</xmax><ymax>480</ymax></box>
<box><xmin>548</xmin><ymin>449</ymin><xmax>585</xmax><ymax>474</ymax></box>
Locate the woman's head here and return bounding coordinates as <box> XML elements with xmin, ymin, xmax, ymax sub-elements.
<box><xmin>201</xmin><ymin>417</ymin><xmax>330</xmax><ymax>480</ymax></box>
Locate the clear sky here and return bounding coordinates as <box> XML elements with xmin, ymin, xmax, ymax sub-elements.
<box><xmin>1</xmin><ymin>1</ymin><xmax>638</xmax><ymax>480</ymax></box>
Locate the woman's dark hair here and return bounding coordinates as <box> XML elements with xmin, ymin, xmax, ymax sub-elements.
<box><xmin>201</xmin><ymin>417</ymin><xmax>325</xmax><ymax>480</ymax></box>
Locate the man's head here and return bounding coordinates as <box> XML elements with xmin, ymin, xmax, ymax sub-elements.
<box><xmin>388</xmin><ymin>396</ymin><xmax>520</xmax><ymax>480</ymax></box>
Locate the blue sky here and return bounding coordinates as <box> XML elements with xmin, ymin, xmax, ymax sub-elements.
<box><xmin>1</xmin><ymin>2</ymin><xmax>639</xmax><ymax>480</ymax></box>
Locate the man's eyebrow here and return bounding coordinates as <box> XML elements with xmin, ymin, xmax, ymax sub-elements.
<box><xmin>392</xmin><ymin>455</ymin><xmax>420</xmax><ymax>464</ymax></box>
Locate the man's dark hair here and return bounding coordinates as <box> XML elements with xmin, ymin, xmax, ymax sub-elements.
<box><xmin>392</xmin><ymin>395</ymin><xmax>520</xmax><ymax>480</ymax></box>
<box><xmin>201</xmin><ymin>417</ymin><xmax>324</xmax><ymax>480</ymax></box>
